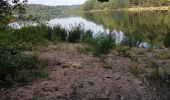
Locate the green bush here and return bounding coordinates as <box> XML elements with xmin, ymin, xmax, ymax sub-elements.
<box><xmin>0</xmin><ymin>41</ymin><xmax>48</xmax><ymax>87</ymax></box>
<box><xmin>85</xmin><ymin>33</ymin><xmax>115</xmax><ymax>56</ymax></box>
<box><xmin>117</xmin><ymin>47</ymin><xmax>131</xmax><ymax>57</ymax></box>
<box><xmin>12</xmin><ymin>25</ymin><xmax>49</xmax><ymax>49</ymax></box>
<box><xmin>68</xmin><ymin>24</ymin><xmax>84</xmax><ymax>43</ymax></box>
<box><xmin>52</xmin><ymin>25</ymin><xmax>67</xmax><ymax>41</ymax></box>
<box><xmin>82</xmin><ymin>29</ymin><xmax>93</xmax><ymax>42</ymax></box>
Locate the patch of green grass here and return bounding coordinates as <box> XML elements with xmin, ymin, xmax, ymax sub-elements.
<box><xmin>51</xmin><ymin>25</ymin><xmax>67</xmax><ymax>42</ymax></box>
<box><xmin>85</xmin><ymin>33</ymin><xmax>115</xmax><ymax>57</ymax></box>
<box><xmin>130</xmin><ymin>64</ymin><xmax>140</xmax><ymax>76</ymax></box>
<box><xmin>68</xmin><ymin>24</ymin><xmax>84</xmax><ymax>43</ymax></box>
<box><xmin>146</xmin><ymin>66</ymin><xmax>170</xmax><ymax>90</ymax></box>
<box><xmin>0</xmin><ymin>41</ymin><xmax>49</xmax><ymax>88</ymax></box>
<box><xmin>156</xmin><ymin>50</ymin><xmax>170</xmax><ymax>59</ymax></box>
<box><xmin>11</xmin><ymin>25</ymin><xmax>49</xmax><ymax>49</ymax></box>
<box><xmin>76</xmin><ymin>45</ymin><xmax>93</xmax><ymax>54</ymax></box>
<box><xmin>117</xmin><ymin>47</ymin><xmax>131</xmax><ymax>57</ymax></box>
<box><xmin>82</xmin><ymin>29</ymin><xmax>93</xmax><ymax>43</ymax></box>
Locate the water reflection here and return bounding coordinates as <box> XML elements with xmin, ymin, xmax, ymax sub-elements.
<box><xmin>9</xmin><ymin>10</ymin><xmax>170</xmax><ymax>49</ymax></box>
<box><xmin>49</xmin><ymin>17</ymin><xmax>109</xmax><ymax>34</ymax></box>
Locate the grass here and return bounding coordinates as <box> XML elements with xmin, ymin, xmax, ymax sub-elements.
<box><xmin>68</xmin><ymin>24</ymin><xmax>84</xmax><ymax>43</ymax></box>
<box><xmin>146</xmin><ymin>66</ymin><xmax>170</xmax><ymax>99</ymax></box>
<box><xmin>11</xmin><ymin>25</ymin><xmax>49</xmax><ymax>50</ymax></box>
<box><xmin>76</xmin><ymin>45</ymin><xmax>93</xmax><ymax>54</ymax></box>
<box><xmin>156</xmin><ymin>50</ymin><xmax>170</xmax><ymax>59</ymax></box>
<box><xmin>51</xmin><ymin>25</ymin><xmax>67</xmax><ymax>42</ymax></box>
<box><xmin>117</xmin><ymin>46</ymin><xmax>131</xmax><ymax>57</ymax></box>
<box><xmin>0</xmin><ymin>41</ymin><xmax>49</xmax><ymax>88</ymax></box>
<box><xmin>130</xmin><ymin>64</ymin><xmax>140</xmax><ymax>76</ymax></box>
<box><xmin>84</xmin><ymin>33</ymin><xmax>115</xmax><ymax>57</ymax></box>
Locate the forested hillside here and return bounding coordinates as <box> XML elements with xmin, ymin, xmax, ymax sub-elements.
<box><xmin>83</xmin><ymin>0</ymin><xmax>170</xmax><ymax>11</ymax></box>
<box><xmin>26</xmin><ymin>4</ymin><xmax>80</xmax><ymax>14</ymax></box>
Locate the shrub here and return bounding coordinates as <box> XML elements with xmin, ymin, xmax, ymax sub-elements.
<box><xmin>117</xmin><ymin>47</ymin><xmax>131</xmax><ymax>57</ymax></box>
<box><xmin>85</xmin><ymin>33</ymin><xmax>115</xmax><ymax>56</ymax></box>
<box><xmin>130</xmin><ymin>64</ymin><xmax>140</xmax><ymax>76</ymax></box>
<box><xmin>48</xmin><ymin>25</ymin><xmax>68</xmax><ymax>42</ymax></box>
<box><xmin>156</xmin><ymin>50</ymin><xmax>170</xmax><ymax>59</ymax></box>
<box><xmin>53</xmin><ymin>25</ymin><xmax>67</xmax><ymax>41</ymax></box>
<box><xmin>0</xmin><ymin>41</ymin><xmax>48</xmax><ymax>87</ymax></box>
<box><xmin>145</xmin><ymin>65</ymin><xmax>170</xmax><ymax>99</ymax></box>
<box><xmin>12</xmin><ymin>25</ymin><xmax>49</xmax><ymax>49</ymax></box>
<box><xmin>82</xmin><ymin>29</ymin><xmax>93</xmax><ymax>42</ymax></box>
<box><xmin>68</xmin><ymin>24</ymin><xmax>84</xmax><ymax>43</ymax></box>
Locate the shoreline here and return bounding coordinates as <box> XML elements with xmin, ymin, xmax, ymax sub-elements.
<box><xmin>83</xmin><ymin>6</ymin><xmax>169</xmax><ymax>12</ymax></box>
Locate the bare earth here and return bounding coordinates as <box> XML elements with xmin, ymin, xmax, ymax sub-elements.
<box><xmin>0</xmin><ymin>43</ymin><xmax>170</xmax><ymax>100</ymax></box>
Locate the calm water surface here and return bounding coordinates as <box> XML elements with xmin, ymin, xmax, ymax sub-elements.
<box><xmin>11</xmin><ymin>11</ymin><xmax>170</xmax><ymax>48</ymax></box>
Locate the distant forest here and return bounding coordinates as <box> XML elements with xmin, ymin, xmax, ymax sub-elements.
<box><xmin>83</xmin><ymin>0</ymin><xmax>170</xmax><ymax>10</ymax></box>
<box><xmin>26</xmin><ymin>4</ymin><xmax>80</xmax><ymax>14</ymax></box>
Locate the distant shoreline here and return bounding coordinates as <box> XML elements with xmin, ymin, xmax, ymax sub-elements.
<box><xmin>83</xmin><ymin>6</ymin><xmax>169</xmax><ymax>12</ymax></box>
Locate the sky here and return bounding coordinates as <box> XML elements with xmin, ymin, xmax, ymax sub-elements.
<box><xmin>28</xmin><ymin>0</ymin><xmax>86</xmax><ymax>6</ymax></box>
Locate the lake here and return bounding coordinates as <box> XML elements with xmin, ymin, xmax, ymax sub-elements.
<box><xmin>11</xmin><ymin>11</ymin><xmax>170</xmax><ymax>49</ymax></box>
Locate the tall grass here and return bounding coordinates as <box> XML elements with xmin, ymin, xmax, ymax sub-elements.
<box><xmin>68</xmin><ymin>24</ymin><xmax>84</xmax><ymax>43</ymax></box>
<box><xmin>84</xmin><ymin>33</ymin><xmax>115</xmax><ymax>56</ymax></box>
<box><xmin>0</xmin><ymin>41</ymin><xmax>48</xmax><ymax>87</ymax></box>
<box><xmin>11</xmin><ymin>25</ymin><xmax>49</xmax><ymax>49</ymax></box>
<box><xmin>51</xmin><ymin>25</ymin><xmax>67</xmax><ymax>42</ymax></box>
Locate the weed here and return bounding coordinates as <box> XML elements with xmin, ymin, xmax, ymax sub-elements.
<box><xmin>51</xmin><ymin>25</ymin><xmax>67</xmax><ymax>42</ymax></box>
<box><xmin>117</xmin><ymin>47</ymin><xmax>131</xmax><ymax>57</ymax></box>
<box><xmin>85</xmin><ymin>33</ymin><xmax>115</xmax><ymax>57</ymax></box>
<box><xmin>12</xmin><ymin>25</ymin><xmax>49</xmax><ymax>49</ymax></box>
<box><xmin>68</xmin><ymin>24</ymin><xmax>84</xmax><ymax>43</ymax></box>
<box><xmin>76</xmin><ymin>45</ymin><xmax>93</xmax><ymax>54</ymax></box>
<box><xmin>156</xmin><ymin>50</ymin><xmax>170</xmax><ymax>59</ymax></box>
<box><xmin>130</xmin><ymin>64</ymin><xmax>140</xmax><ymax>76</ymax></box>
<box><xmin>0</xmin><ymin>41</ymin><xmax>49</xmax><ymax>87</ymax></box>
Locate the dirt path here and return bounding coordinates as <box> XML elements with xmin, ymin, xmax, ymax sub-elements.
<box><xmin>0</xmin><ymin>43</ymin><xmax>169</xmax><ymax>100</ymax></box>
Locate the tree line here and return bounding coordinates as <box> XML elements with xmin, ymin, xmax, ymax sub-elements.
<box><xmin>83</xmin><ymin>0</ymin><xmax>170</xmax><ymax>11</ymax></box>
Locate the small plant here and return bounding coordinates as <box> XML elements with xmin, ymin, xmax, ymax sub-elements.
<box><xmin>68</xmin><ymin>24</ymin><xmax>85</xmax><ymax>43</ymax></box>
<box><xmin>85</xmin><ymin>33</ymin><xmax>115</xmax><ymax>57</ymax></box>
<box><xmin>146</xmin><ymin>66</ymin><xmax>170</xmax><ymax>89</ymax></box>
<box><xmin>117</xmin><ymin>47</ymin><xmax>131</xmax><ymax>57</ymax></box>
<box><xmin>12</xmin><ymin>25</ymin><xmax>49</xmax><ymax>49</ymax></box>
<box><xmin>76</xmin><ymin>45</ymin><xmax>93</xmax><ymax>54</ymax></box>
<box><xmin>156</xmin><ymin>50</ymin><xmax>170</xmax><ymax>59</ymax></box>
<box><xmin>82</xmin><ymin>29</ymin><xmax>93</xmax><ymax>43</ymax></box>
<box><xmin>51</xmin><ymin>25</ymin><xmax>67</xmax><ymax>42</ymax></box>
<box><xmin>0</xmin><ymin>41</ymin><xmax>49</xmax><ymax>87</ymax></box>
<box><xmin>130</xmin><ymin>64</ymin><xmax>140</xmax><ymax>76</ymax></box>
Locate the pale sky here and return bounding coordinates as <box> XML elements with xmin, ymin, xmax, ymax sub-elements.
<box><xmin>28</xmin><ymin>0</ymin><xmax>86</xmax><ymax>6</ymax></box>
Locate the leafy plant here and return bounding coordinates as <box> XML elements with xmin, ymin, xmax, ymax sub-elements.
<box><xmin>0</xmin><ymin>41</ymin><xmax>48</xmax><ymax>87</ymax></box>
<box><xmin>85</xmin><ymin>33</ymin><xmax>115</xmax><ymax>57</ymax></box>
<box><xmin>130</xmin><ymin>64</ymin><xmax>140</xmax><ymax>76</ymax></box>
<box><xmin>52</xmin><ymin>25</ymin><xmax>67</xmax><ymax>42</ymax></box>
<box><xmin>68</xmin><ymin>24</ymin><xmax>84</xmax><ymax>43</ymax></box>
<box><xmin>117</xmin><ymin>47</ymin><xmax>131</xmax><ymax>57</ymax></box>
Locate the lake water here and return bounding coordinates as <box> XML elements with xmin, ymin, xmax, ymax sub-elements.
<box><xmin>11</xmin><ymin>11</ymin><xmax>170</xmax><ymax>48</ymax></box>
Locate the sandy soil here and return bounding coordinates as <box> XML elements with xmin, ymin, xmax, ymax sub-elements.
<box><xmin>0</xmin><ymin>43</ymin><xmax>170</xmax><ymax>100</ymax></box>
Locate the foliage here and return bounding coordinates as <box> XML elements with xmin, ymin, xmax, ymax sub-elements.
<box><xmin>11</xmin><ymin>25</ymin><xmax>49</xmax><ymax>49</ymax></box>
<box><xmin>130</xmin><ymin>64</ymin><xmax>140</xmax><ymax>76</ymax></box>
<box><xmin>82</xmin><ymin>29</ymin><xmax>93</xmax><ymax>42</ymax></box>
<box><xmin>146</xmin><ymin>66</ymin><xmax>170</xmax><ymax>99</ymax></box>
<box><xmin>51</xmin><ymin>25</ymin><xmax>67</xmax><ymax>42</ymax></box>
<box><xmin>82</xmin><ymin>11</ymin><xmax>170</xmax><ymax>48</ymax></box>
<box><xmin>68</xmin><ymin>24</ymin><xmax>84</xmax><ymax>43</ymax></box>
<box><xmin>117</xmin><ymin>47</ymin><xmax>131</xmax><ymax>57</ymax></box>
<box><xmin>0</xmin><ymin>0</ymin><xmax>27</xmax><ymax>29</ymax></box>
<box><xmin>83</xmin><ymin>0</ymin><xmax>170</xmax><ymax>11</ymax></box>
<box><xmin>156</xmin><ymin>50</ymin><xmax>170</xmax><ymax>59</ymax></box>
<box><xmin>0</xmin><ymin>41</ymin><xmax>48</xmax><ymax>87</ymax></box>
<box><xmin>85</xmin><ymin>33</ymin><xmax>115</xmax><ymax>56</ymax></box>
